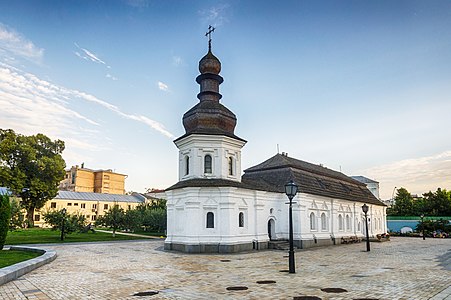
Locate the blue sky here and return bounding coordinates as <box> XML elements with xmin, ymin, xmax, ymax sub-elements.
<box><xmin>1</xmin><ymin>0</ymin><xmax>450</xmax><ymax>199</ymax></box>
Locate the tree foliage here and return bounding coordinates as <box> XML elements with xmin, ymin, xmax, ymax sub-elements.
<box><xmin>388</xmin><ymin>187</ymin><xmax>451</xmax><ymax>217</ymax></box>
<box><xmin>0</xmin><ymin>129</ymin><xmax>66</xmax><ymax>226</ymax></box>
<box><xmin>9</xmin><ymin>197</ymin><xmax>24</xmax><ymax>230</ymax></box>
<box><xmin>43</xmin><ymin>210</ymin><xmax>86</xmax><ymax>238</ymax></box>
<box><xmin>95</xmin><ymin>204</ymin><xmax>126</xmax><ymax>237</ymax></box>
<box><xmin>0</xmin><ymin>193</ymin><xmax>11</xmax><ymax>250</ymax></box>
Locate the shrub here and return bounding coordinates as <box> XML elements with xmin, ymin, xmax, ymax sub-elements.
<box><xmin>0</xmin><ymin>193</ymin><xmax>12</xmax><ymax>249</ymax></box>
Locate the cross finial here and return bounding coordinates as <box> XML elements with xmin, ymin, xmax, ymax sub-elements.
<box><xmin>205</xmin><ymin>25</ymin><xmax>215</xmax><ymax>51</ymax></box>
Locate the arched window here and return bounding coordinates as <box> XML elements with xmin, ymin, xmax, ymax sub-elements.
<box><xmin>338</xmin><ymin>214</ymin><xmax>343</xmax><ymax>231</ymax></box>
<box><xmin>185</xmin><ymin>156</ymin><xmax>189</xmax><ymax>175</ymax></box>
<box><xmin>346</xmin><ymin>215</ymin><xmax>351</xmax><ymax>231</ymax></box>
<box><xmin>239</xmin><ymin>212</ymin><xmax>244</xmax><ymax>227</ymax></box>
<box><xmin>204</xmin><ymin>155</ymin><xmax>212</xmax><ymax>174</ymax></box>
<box><xmin>321</xmin><ymin>213</ymin><xmax>327</xmax><ymax>231</ymax></box>
<box><xmin>310</xmin><ymin>212</ymin><xmax>316</xmax><ymax>230</ymax></box>
<box><xmin>206</xmin><ymin>212</ymin><xmax>214</xmax><ymax>228</ymax></box>
<box><xmin>228</xmin><ymin>157</ymin><xmax>234</xmax><ymax>175</ymax></box>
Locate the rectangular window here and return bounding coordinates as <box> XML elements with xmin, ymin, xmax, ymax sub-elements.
<box><xmin>67</xmin><ymin>203</ymin><xmax>72</xmax><ymax>206</ymax></box>
<box><xmin>92</xmin><ymin>204</ymin><xmax>97</xmax><ymax>209</ymax></box>
<box><xmin>104</xmin><ymin>175</ymin><xmax>110</xmax><ymax>180</ymax></box>
<box><xmin>50</xmin><ymin>202</ymin><xmax>56</xmax><ymax>208</ymax></box>
<box><xmin>104</xmin><ymin>204</ymin><xmax>108</xmax><ymax>210</ymax></box>
<box><xmin>91</xmin><ymin>215</ymin><xmax>97</xmax><ymax>221</ymax></box>
<box><xmin>74</xmin><ymin>203</ymin><xmax>78</xmax><ymax>206</ymax></box>
<box><xmin>34</xmin><ymin>214</ymin><xmax>40</xmax><ymax>222</ymax></box>
<box><xmin>128</xmin><ymin>205</ymin><xmax>131</xmax><ymax>210</ymax></box>
<box><xmin>81</xmin><ymin>203</ymin><xmax>86</xmax><ymax>209</ymax></box>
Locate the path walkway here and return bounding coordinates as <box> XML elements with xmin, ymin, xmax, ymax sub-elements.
<box><xmin>94</xmin><ymin>229</ymin><xmax>164</xmax><ymax>239</ymax></box>
<box><xmin>1</xmin><ymin>237</ymin><xmax>450</xmax><ymax>299</ymax></box>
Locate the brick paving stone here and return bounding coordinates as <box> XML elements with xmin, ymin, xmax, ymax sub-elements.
<box><xmin>0</xmin><ymin>237</ymin><xmax>450</xmax><ymax>299</ymax></box>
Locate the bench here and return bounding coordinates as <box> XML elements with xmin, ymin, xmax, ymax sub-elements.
<box><xmin>341</xmin><ymin>236</ymin><xmax>362</xmax><ymax>244</ymax></box>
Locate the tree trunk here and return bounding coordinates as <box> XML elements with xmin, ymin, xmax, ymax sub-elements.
<box><xmin>26</xmin><ymin>207</ymin><xmax>35</xmax><ymax>228</ymax></box>
<box><xmin>112</xmin><ymin>228</ymin><xmax>116</xmax><ymax>238</ymax></box>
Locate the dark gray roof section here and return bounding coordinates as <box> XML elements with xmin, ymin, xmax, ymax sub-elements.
<box><xmin>351</xmin><ymin>176</ymin><xmax>379</xmax><ymax>184</ymax></box>
<box><xmin>54</xmin><ymin>191</ymin><xmax>145</xmax><ymax>203</ymax></box>
<box><xmin>166</xmin><ymin>154</ymin><xmax>385</xmax><ymax>206</ymax></box>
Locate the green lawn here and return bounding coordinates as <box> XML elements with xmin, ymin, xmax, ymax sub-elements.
<box><xmin>5</xmin><ymin>228</ymin><xmax>146</xmax><ymax>245</ymax></box>
<box><xmin>0</xmin><ymin>250</ymin><xmax>41</xmax><ymax>268</ymax></box>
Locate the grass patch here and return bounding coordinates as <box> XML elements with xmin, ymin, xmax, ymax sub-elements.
<box><xmin>0</xmin><ymin>250</ymin><xmax>41</xmax><ymax>268</ymax></box>
<box><xmin>5</xmin><ymin>228</ymin><xmax>147</xmax><ymax>245</ymax></box>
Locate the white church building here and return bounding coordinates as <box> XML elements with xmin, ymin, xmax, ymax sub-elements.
<box><xmin>164</xmin><ymin>39</ymin><xmax>387</xmax><ymax>253</ymax></box>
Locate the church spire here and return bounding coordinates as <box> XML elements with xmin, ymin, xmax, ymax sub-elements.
<box><xmin>177</xmin><ymin>26</ymin><xmax>242</xmax><ymax>141</ymax></box>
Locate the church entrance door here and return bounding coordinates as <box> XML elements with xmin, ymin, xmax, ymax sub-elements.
<box><xmin>268</xmin><ymin>219</ymin><xmax>275</xmax><ymax>240</ymax></box>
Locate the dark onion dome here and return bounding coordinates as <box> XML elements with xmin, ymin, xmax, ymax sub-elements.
<box><xmin>174</xmin><ymin>48</ymin><xmax>245</xmax><ymax>143</ymax></box>
<box><xmin>199</xmin><ymin>50</ymin><xmax>221</xmax><ymax>74</ymax></box>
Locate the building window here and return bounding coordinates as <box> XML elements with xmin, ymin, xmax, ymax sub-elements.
<box><xmin>228</xmin><ymin>157</ymin><xmax>234</xmax><ymax>176</ymax></box>
<box><xmin>346</xmin><ymin>215</ymin><xmax>351</xmax><ymax>231</ymax></box>
<box><xmin>185</xmin><ymin>156</ymin><xmax>189</xmax><ymax>175</ymax></box>
<box><xmin>104</xmin><ymin>204</ymin><xmax>108</xmax><ymax>210</ymax></box>
<box><xmin>128</xmin><ymin>205</ymin><xmax>131</xmax><ymax>210</ymax></box>
<box><xmin>34</xmin><ymin>214</ymin><xmax>40</xmax><ymax>222</ymax></box>
<box><xmin>92</xmin><ymin>204</ymin><xmax>97</xmax><ymax>209</ymax></box>
<box><xmin>239</xmin><ymin>212</ymin><xmax>244</xmax><ymax>227</ymax></box>
<box><xmin>338</xmin><ymin>214</ymin><xmax>344</xmax><ymax>231</ymax></box>
<box><xmin>206</xmin><ymin>212</ymin><xmax>214</xmax><ymax>228</ymax></box>
<box><xmin>50</xmin><ymin>202</ymin><xmax>56</xmax><ymax>208</ymax></box>
<box><xmin>310</xmin><ymin>212</ymin><xmax>316</xmax><ymax>230</ymax></box>
<box><xmin>81</xmin><ymin>203</ymin><xmax>86</xmax><ymax>209</ymax></box>
<box><xmin>74</xmin><ymin>203</ymin><xmax>78</xmax><ymax>206</ymax></box>
<box><xmin>91</xmin><ymin>215</ymin><xmax>97</xmax><ymax>221</ymax></box>
<box><xmin>321</xmin><ymin>213</ymin><xmax>327</xmax><ymax>231</ymax></box>
<box><xmin>104</xmin><ymin>175</ymin><xmax>110</xmax><ymax>180</ymax></box>
<box><xmin>204</xmin><ymin>155</ymin><xmax>212</xmax><ymax>174</ymax></box>
<box><xmin>357</xmin><ymin>220</ymin><xmax>361</xmax><ymax>232</ymax></box>
<box><xmin>67</xmin><ymin>203</ymin><xmax>72</xmax><ymax>206</ymax></box>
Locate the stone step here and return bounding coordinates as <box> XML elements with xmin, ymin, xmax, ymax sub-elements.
<box><xmin>268</xmin><ymin>240</ymin><xmax>291</xmax><ymax>250</ymax></box>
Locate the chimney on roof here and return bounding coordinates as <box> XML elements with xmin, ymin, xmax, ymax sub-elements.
<box><xmin>81</xmin><ymin>162</ymin><xmax>84</xmax><ymax>168</ymax></box>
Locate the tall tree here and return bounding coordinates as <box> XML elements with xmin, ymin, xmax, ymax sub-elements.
<box><xmin>392</xmin><ymin>187</ymin><xmax>414</xmax><ymax>216</ymax></box>
<box><xmin>0</xmin><ymin>129</ymin><xmax>66</xmax><ymax>226</ymax></box>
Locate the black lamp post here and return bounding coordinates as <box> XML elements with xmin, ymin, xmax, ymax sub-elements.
<box><xmin>362</xmin><ymin>204</ymin><xmax>370</xmax><ymax>252</ymax></box>
<box><xmin>60</xmin><ymin>208</ymin><xmax>66</xmax><ymax>241</ymax></box>
<box><xmin>420</xmin><ymin>214</ymin><xmax>425</xmax><ymax>240</ymax></box>
<box><xmin>285</xmin><ymin>180</ymin><xmax>298</xmax><ymax>274</ymax></box>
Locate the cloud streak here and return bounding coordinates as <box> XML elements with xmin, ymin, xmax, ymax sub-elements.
<box><xmin>74</xmin><ymin>43</ymin><xmax>107</xmax><ymax>65</ymax></box>
<box><xmin>0</xmin><ymin>63</ymin><xmax>174</xmax><ymax>144</ymax></box>
<box><xmin>0</xmin><ymin>23</ymin><xmax>44</xmax><ymax>63</ymax></box>
<box><xmin>199</xmin><ymin>4</ymin><xmax>230</xmax><ymax>27</ymax></box>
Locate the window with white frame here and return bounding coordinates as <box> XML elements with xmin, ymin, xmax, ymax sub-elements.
<box><xmin>338</xmin><ymin>214</ymin><xmax>344</xmax><ymax>231</ymax></box>
<box><xmin>321</xmin><ymin>213</ymin><xmax>327</xmax><ymax>230</ymax></box>
<box><xmin>228</xmin><ymin>157</ymin><xmax>234</xmax><ymax>176</ymax></box>
<box><xmin>185</xmin><ymin>156</ymin><xmax>189</xmax><ymax>175</ymax></box>
<box><xmin>310</xmin><ymin>212</ymin><xmax>316</xmax><ymax>230</ymax></box>
<box><xmin>346</xmin><ymin>214</ymin><xmax>351</xmax><ymax>231</ymax></box>
<box><xmin>204</xmin><ymin>155</ymin><xmax>212</xmax><ymax>174</ymax></box>
<box><xmin>238</xmin><ymin>212</ymin><xmax>244</xmax><ymax>227</ymax></box>
<box><xmin>206</xmin><ymin>212</ymin><xmax>214</xmax><ymax>228</ymax></box>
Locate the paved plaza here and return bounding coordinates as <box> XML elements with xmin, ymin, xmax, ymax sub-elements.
<box><xmin>0</xmin><ymin>237</ymin><xmax>450</xmax><ymax>300</ymax></box>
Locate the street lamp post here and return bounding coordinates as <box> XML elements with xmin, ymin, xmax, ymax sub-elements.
<box><xmin>285</xmin><ymin>180</ymin><xmax>298</xmax><ymax>274</ymax></box>
<box><xmin>362</xmin><ymin>204</ymin><xmax>370</xmax><ymax>252</ymax></box>
<box><xmin>420</xmin><ymin>214</ymin><xmax>425</xmax><ymax>240</ymax></box>
<box><xmin>60</xmin><ymin>208</ymin><xmax>66</xmax><ymax>241</ymax></box>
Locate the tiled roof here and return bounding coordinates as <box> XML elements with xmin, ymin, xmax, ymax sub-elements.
<box><xmin>166</xmin><ymin>154</ymin><xmax>385</xmax><ymax>206</ymax></box>
<box><xmin>55</xmin><ymin>191</ymin><xmax>145</xmax><ymax>203</ymax></box>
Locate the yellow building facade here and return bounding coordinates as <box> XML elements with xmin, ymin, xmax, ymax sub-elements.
<box><xmin>59</xmin><ymin>165</ymin><xmax>126</xmax><ymax>195</ymax></box>
<box><xmin>33</xmin><ymin>191</ymin><xmax>145</xmax><ymax>227</ymax></box>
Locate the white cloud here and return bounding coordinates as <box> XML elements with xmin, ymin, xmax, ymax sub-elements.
<box><xmin>199</xmin><ymin>4</ymin><xmax>230</xmax><ymax>27</ymax></box>
<box><xmin>0</xmin><ymin>63</ymin><xmax>174</xmax><ymax>140</ymax></box>
<box><xmin>359</xmin><ymin>151</ymin><xmax>451</xmax><ymax>199</ymax></box>
<box><xmin>172</xmin><ymin>56</ymin><xmax>183</xmax><ymax>66</ymax></box>
<box><xmin>157</xmin><ymin>81</ymin><xmax>169</xmax><ymax>92</ymax></box>
<box><xmin>106</xmin><ymin>73</ymin><xmax>118</xmax><ymax>81</ymax></box>
<box><xmin>0</xmin><ymin>23</ymin><xmax>44</xmax><ymax>63</ymax></box>
<box><xmin>74</xmin><ymin>43</ymin><xmax>107</xmax><ymax>66</ymax></box>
